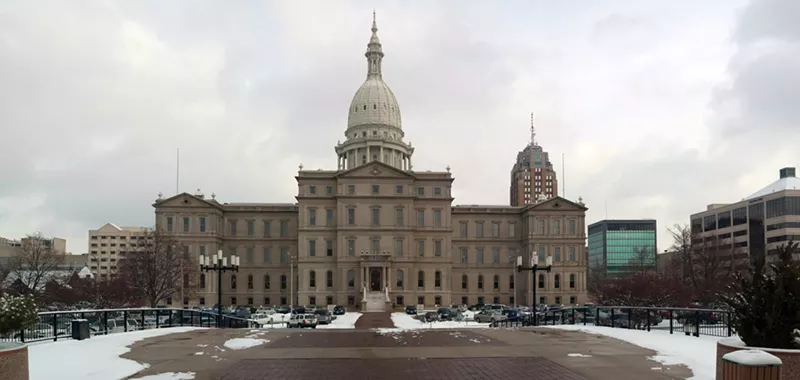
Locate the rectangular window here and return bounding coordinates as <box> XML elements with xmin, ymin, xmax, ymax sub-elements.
<box><xmin>459</xmin><ymin>222</ymin><xmax>467</xmax><ymax>237</ymax></box>
<box><xmin>326</xmin><ymin>186</ymin><xmax>333</xmax><ymax>195</ymax></box>
<box><xmin>395</xmin><ymin>239</ymin><xmax>403</xmax><ymax>257</ymax></box>
<box><xmin>348</xmin><ymin>208</ymin><xmax>355</xmax><ymax>225</ymax></box>
<box><xmin>264</xmin><ymin>220</ymin><xmax>271</xmax><ymax>236</ymax></box>
<box><xmin>477</xmin><ymin>248</ymin><xmax>484</xmax><ymax>264</ymax></box>
<box><xmin>166</xmin><ymin>217</ymin><xmax>173</xmax><ymax>232</ymax></box>
<box><xmin>568</xmin><ymin>246</ymin><xmax>575</xmax><ymax>261</ymax></box>
<box><xmin>568</xmin><ymin>220</ymin><xmax>576</xmax><ymax>235</ymax></box>
<box><xmin>554</xmin><ymin>247</ymin><xmax>561</xmax><ymax>262</ymax></box>
<box><xmin>371</xmin><ymin>239</ymin><xmax>380</xmax><ymax>254</ymax></box>
<box><xmin>538</xmin><ymin>246</ymin><xmax>546</xmax><ymax>260</ymax></box>
<box><xmin>460</xmin><ymin>248</ymin><xmax>468</xmax><ymax>264</ymax></box>
<box><xmin>396</xmin><ymin>208</ymin><xmax>404</xmax><ymax>226</ymax></box>
<box><xmin>396</xmin><ymin>185</ymin><xmax>403</xmax><ymax>194</ymax></box>
<box><xmin>246</xmin><ymin>220</ymin><xmax>254</xmax><ymax>236</ymax></box>
<box><xmin>372</xmin><ymin>185</ymin><xmax>379</xmax><ymax>194</ymax></box>
<box><xmin>434</xmin><ymin>240</ymin><xmax>442</xmax><ymax>256</ymax></box>
<box><xmin>309</xmin><ymin>185</ymin><xmax>316</xmax><ymax>194</ymax></box>
<box><xmin>183</xmin><ymin>245</ymin><xmax>190</xmax><ymax>259</ymax></box>
<box><xmin>434</xmin><ymin>210</ymin><xmax>442</xmax><ymax>227</ymax></box>
<box><xmin>263</xmin><ymin>247</ymin><xmax>271</xmax><ymax>263</ymax></box>
<box><xmin>434</xmin><ymin>187</ymin><xmax>441</xmax><ymax>196</ymax></box>
<box><xmin>491</xmin><ymin>222</ymin><xmax>499</xmax><ymax>237</ymax></box>
<box><xmin>246</xmin><ymin>247</ymin><xmax>254</xmax><ymax>263</ymax></box>
<box><xmin>280</xmin><ymin>220</ymin><xmax>288</xmax><ymax>237</ymax></box>
<box><xmin>199</xmin><ymin>217</ymin><xmax>206</xmax><ymax>232</ymax></box>
<box><xmin>199</xmin><ymin>245</ymin><xmax>206</xmax><ymax>257</ymax></box>
<box><xmin>476</xmin><ymin>223</ymin><xmax>484</xmax><ymax>238</ymax></box>
<box><xmin>309</xmin><ymin>240</ymin><xmax>316</xmax><ymax>256</ymax></box>
<box><xmin>417</xmin><ymin>240</ymin><xmax>425</xmax><ymax>257</ymax></box>
<box><xmin>309</xmin><ymin>209</ymin><xmax>316</xmax><ymax>226</ymax></box>
<box><xmin>347</xmin><ymin>185</ymin><xmax>355</xmax><ymax>194</ymax></box>
<box><xmin>417</xmin><ymin>187</ymin><xmax>425</xmax><ymax>196</ymax></box>
<box><xmin>183</xmin><ymin>217</ymin><xmax>190</xmax><ymax>233</ymax></box>
<box><xmin>552</xmin><ymin>220</ymin><xmax>560</xmax><ymax>235</ymax></box>
<box><xmin>280</xmin><ymin>247</ymin><xmax>288</xmax><ymax>263</ymax></box>
<box><xmin>230</xmin><ymin>220</ymin><xmax>237</xmax><ymax>236</ymax></box>
<box><xmin>348</xmin><ymin>239</ymin><xmax>355</xmax><ymax>256</ymax></box>
<box><xmin>509</xmin><ymin>223</ymin><xmax>516</xmax><ymax>237</ymax></box>
<box><xmin>537</xmin><ymin>220</ymin><xmax>545</xmax><ymax>235</ymax></box>
<box><xmin>326</xmin><ymin>209</ymin><xmax>334</xmax><ymax>226</ymax></box>
<box><xmin>326</xmin><ymin>240</ymin><xmax>334</xmax><ymax>256</ymax></box>
<box><xmin>417</xmin><ymin>210</ymin><xmax>424</xmax><ymax>227</ymax></box>
<box><xmin>492</xmin><ymin>248</ymin><xmax>500</xmax><ymax>264</ymax></box>
<box><xmin>372</xmin><ymin>208</ymin><xmax>380</xmax><ymax>225</ymax></box>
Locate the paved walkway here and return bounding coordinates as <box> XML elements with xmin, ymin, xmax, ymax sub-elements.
<box><xmin>353</xmin><ymin>312</ymin><xmax>393</xmax><ymax>329</ymax></box>
<box><xmin>122</xmin><ymin>327</ymin><xmax>693</xmax><ymax>380</ymax></box>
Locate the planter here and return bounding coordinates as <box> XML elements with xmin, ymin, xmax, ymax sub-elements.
<box><xmin>0</xmin><ymin>342</ymin><xmax>29</xmax><ymax>380</ymax></box>
<box><xmin>717</xmin><ymin>337</ymin><xmax>800</xmax><ymax>380</ymax></box>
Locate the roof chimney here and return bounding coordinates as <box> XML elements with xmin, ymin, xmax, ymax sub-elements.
<box><xmin>779</xmin><ymin>167</ymin><xmax>796</xmax><ymax>179</ymax></box>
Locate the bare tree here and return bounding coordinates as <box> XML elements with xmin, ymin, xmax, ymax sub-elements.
<box><xmin>118</xmin><ymin>228</ymin><xmax>197</xmax><ymax>307</ymax></box>
<box><xmin>4</xmin><ymin>233</ymin><xmax>65</xmax><ymax>300</ymax></box>
<box><xmin>668</xmin><ymin>223</ymin><xmax>738</xmax><ymax>305</ymax></box>
<box><xmin>628</xmin><ymin>246</ymin><xmax>656</xmax><ymax>274</ymax></box>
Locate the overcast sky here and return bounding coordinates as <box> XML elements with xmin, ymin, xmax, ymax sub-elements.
<box><xmin>1</xmin><ymin>0</ymin><xmax>797</xmax><ymax>254</ymax></box>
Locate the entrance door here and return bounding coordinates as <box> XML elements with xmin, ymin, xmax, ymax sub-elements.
<box><xmin>370</xmin><ymin>268</ymin><xmax>382</xmax><ymax>291</ymax></box>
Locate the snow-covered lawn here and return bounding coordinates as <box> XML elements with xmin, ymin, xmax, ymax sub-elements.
<box><xmin>318</xmin><ymin>312</ymin><xmax>361</xmax><ymax>329</ymax></box>
<box><xmin>541</xmin><ymin>324</ymin><xmax>723</xmax><ymax>380</ymax></box>
<box><xmin>28</xmin><ymin>327</ymin><xmax>205</xmax><ymax>380</ymax></box>
<box><xmin>376</xmin><ymin>312</ymin><xmax>490</xmax><ymax>333</ymax></box>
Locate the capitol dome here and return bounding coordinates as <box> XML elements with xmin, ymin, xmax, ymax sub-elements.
<box><xmin>346</xmin><ymin>12</ymin><xmax>402</xmax><ymax>131</ymax></box>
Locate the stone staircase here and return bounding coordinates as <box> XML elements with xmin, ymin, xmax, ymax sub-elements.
<box><xmin>363</xmin><ymin>291</ymin><xmax>387</xmax><ymax>312</ymax></box>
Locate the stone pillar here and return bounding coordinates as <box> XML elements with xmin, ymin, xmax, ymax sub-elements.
<box><xmin>387</xmin><ymin>267</ymin><xmax>392</xmax><ymax>290</ymax></box>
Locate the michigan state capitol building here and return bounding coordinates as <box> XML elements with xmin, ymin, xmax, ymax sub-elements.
<box><xmin>152</xmin><ymin>15</ymin><xmax>589</xmax><ymax>311</ymax></box>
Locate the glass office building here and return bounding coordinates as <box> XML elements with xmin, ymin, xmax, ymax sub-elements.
<box><xmin>587</xmin><ymin>219</ymin><xmax>657</xmax><ymax>276</ymax></box>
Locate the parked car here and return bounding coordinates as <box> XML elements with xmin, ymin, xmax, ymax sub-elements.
<box><xmin>422</xmin><ymin>311</ymin><xmax>439</xmax><ymax>322</ymax></box>
<box><xmin>437</xmin><ymin>307</ymin><xmax>456</xmax><ymax>321</ymax></box>
<box><xmin>405</xmin><ymin>305</ymin><xmax>418</xmax><ymax>315</ymax></box>
<box><xmin>474</xmin><ymin>310</ymin><xmax>507</xmax><ymax>324</ymax></box>
<box><xmin>287</xmin><ymin>314</ymin><xmax>317</xmax><ymax>328</ymax></box>
<box><xmin>333</xmin><ymin>306</ymin><xmax>346</xmax><ymax>315</ymax></box>
<box><xmin>502</xmin><ymin>309</ymin><xmax>523</xmax><ymax>322</ymax></box>
<box><xmin>314</xmin><ymin>309</ymin><xmax>332</xmax><ymax>325</ymax></box>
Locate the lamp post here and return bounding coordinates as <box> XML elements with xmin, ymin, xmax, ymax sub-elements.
<box><xmin>199</xmin><ymin>249</ymin><xmax>239</xmax><ymax>327</ymax></box>
<box><xmin>517</xmin><ymin>251</ymin><xmax>553</xmax><ymax>326</ymax></box>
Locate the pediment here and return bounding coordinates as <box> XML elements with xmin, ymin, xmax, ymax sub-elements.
<box><xmin>527</xmin><ymin>196</ymin><xmax>588</xmax><ymax>212</ymax></box>
<box><xmin>96</xmin><ymin>223</ymin><xmax>122</xmax><ymax>232</ymax></box>
<box><xmin>153</xmin><ymin>193</ymin><xmax>221</xmax><ymax>210</ymax></box>
<box><xmin>335</xmin><ymin>161</ymin><xmax>415</xmax><ymax>179</ymax></box>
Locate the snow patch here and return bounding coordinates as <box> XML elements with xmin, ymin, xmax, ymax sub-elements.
<box><xmin>317</xmin><ymin>312</ymin><xmax>362</xmax><ymax>329</ymax></box>
<box><xmin>193</xmin><ymin>351</ymin><xmax>204</xmax><ymax>356</ymax></box>
<box><xmin>130</xmin><ymin>372</ymin><xmax>196</xmax><ymax>380</ymax></box>
<box><xmin>223</xmin><ymin>338</ymin><xmax>268</xmax><ymax>350</ymax></box>
<box><xmin>723</xmin><ymin>350</ymin><xmax>782</xmax><ymax>366</ymax></box>
<box><xmin>567</xmin><ymin>353</ymin><xmax>593</xmax><ymax>357</ymax></box>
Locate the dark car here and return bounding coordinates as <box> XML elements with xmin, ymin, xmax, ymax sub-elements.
<box><xmin>275</xmin><ymin>307</ymin><xmax>291</xmax><ymax>314</ymax></box>
<box><xmin>437</xmin><ymin>307</ymin><xmax>456</xmax><ymax>321</ymax></box>
<box><xmin>333</xmin><ymin>306</ymin><xmax>345</xmax><ymax>315</ymax></box>
<box><xmin>423</xmin><ymin>311</ymin><xmax>439</xmax><ymax>322</ymax></box>
<box><xmin>291</xmin><ymin>307</ymin><xmax>306</xmax><ymax>315</ymax></box>
<box><xmin>405</xmin><ymin>305</ymin><xmax>417</xmax><ymax>315</ymax></box>
<box><xmin>314</xmin><ymin>309</ymin><xmax>332</xmax><ymax>324</ymax></box>
<box><xmin>502</xmin><ymin>309</ymin><xmax>522</xmax><ymax>322</ymax></box>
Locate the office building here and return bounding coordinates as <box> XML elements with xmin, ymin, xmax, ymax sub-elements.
<box><xmin>588</xmin><ymin>219</ymin><xmax>657</xmax><ymax>276</ymax></box>
<box><xmin>509</xmin><ymin>115</ymin><xmax>559</xmax><ymax>206</ymax></box>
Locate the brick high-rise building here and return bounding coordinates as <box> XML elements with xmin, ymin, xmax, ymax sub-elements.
<box><xmin>509</xmin><ymin>115</ymin><xmax>559</xmax><ymax>206</ymax></box>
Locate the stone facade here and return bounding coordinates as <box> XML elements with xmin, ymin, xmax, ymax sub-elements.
<box><xmin>150</xmin><ymin>14</ymin><xmax>589</xmax><ymax>309</ymax></box>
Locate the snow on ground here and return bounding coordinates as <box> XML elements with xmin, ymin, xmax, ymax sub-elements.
<box><xmin>28</xmin><ymin>327</ymin><xmax>204</xmax><ymax>380</ymax></box>
<box><xmin>376</xmin><ymin>312</ymin><xmax>490</xmax><ymax>333</ymax></box>
<box><xmin>542</xmin><ymin>324</ymin><xmax>722</xmax><ymax>380</ymax></box>
<box><xmin>130</xmin><ymin>372</ymin><xmax>196</xmax><ymax>379</ymax></box>
<box><xmin>318</xmin><ymin>312</ymin><xmax>362</xmax><ymax>329</ymax></box>
<box><xmin>223</xmin><ymin>337</ymin><xmax>268</xmax><ymax>350</ymax></box>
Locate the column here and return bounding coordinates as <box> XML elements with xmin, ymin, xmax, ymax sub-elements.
<box><xmin>387</xmin><ymin>268</ymin><xmax>392</xmax><ymax>290</ymax></box>
<box><xmin>380</xmin><ymin>146</ymin><xmax>384</xmax><ymax>163</ymax></box>
<box><xmin>408</xmin><ymin>156</ymin><xmax>412</xmax><ymax>170</ymax></box>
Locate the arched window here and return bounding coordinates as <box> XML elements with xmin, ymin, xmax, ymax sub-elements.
<box><xmin>509</xmin><ymin>274</ymin><xmax>514</xmax><ymax>289</ymax></box>
<box><xmin>569</xmin><ymin>274</ymin><xmax>575</xmax><ymax>289</ymax></box>
<box><xmin>434</xmin><ymin>271</ymin><xmax>442</xmax><ymax>287</ymax></box>
<box><xmin>396</xmin><ymin>270</ymin><xmax>404</xmax><ymax>288</ymax></box>
<box><xmin>280</xmin><ymin>274</ymin><xmax>287</xmax><ymax>289</ymax></box>
<box><xmin>538</xmin><ymin>274</ymin><xmax>545</xmax><ymax>289</ymax></box>
<box><xmin>199</xmin><ymin>273</ymin><xmax>206</xmax><ymax>289</ymax></box>
<box><xmin>231</xmin><ymin>274</ymin><xmax>237</xmax><ymax>290</ymax></box>
<box><xmin>247</xmin><ymin>274</ymin><xmax>253</xmax><ymax>289</ymax></box>
<box><xmin>264</xmin><ymin>274</ymin><xmax>270</xmax><ymax>290</ymax></box>
<box><xmin>326</xmin><ymin>270</ymin><xmax>334</xmax><ymax>288</ymax></box>
<box><xmin>493</xmin><ymin>275</ymin><xmax>499</xmax><ymax>289</ymax></box>
<box><xmin>417</xmin><ymin>270</ymin><xmax>425</xmax><ymax>288</ymax></box>
<box><xmin>477</xmin><ymin>275</ymin><xmax>484</xmax><ymax>289</ymax></box>
<box><xmin>347</xmin><ymin>269</ymin><xmax>355</xmax><ymax>287</ymax></box>
<box><xmin>461</xmin><ymin>274</ymin><xmax>468</xmax><ymax>290</ymax></box>
<box><xmin>309</xmin><ymin>270</ymin><xmax>316</xmax><ymax>288</ymax></box>
<box><xmin>554</xmin><ymin>274</ymin><xmax>560</xmax><ymax>289</ymax></box>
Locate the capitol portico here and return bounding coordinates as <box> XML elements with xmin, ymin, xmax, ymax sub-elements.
<box><xmin>152</xmin><ymin>14</ymin><xmax>589</xmax><ymax>311</ymax></box>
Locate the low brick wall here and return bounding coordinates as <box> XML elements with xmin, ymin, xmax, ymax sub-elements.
<box><xmin>717</xmin><ymin>337</ymin><xmax>800</xmax><ymax>380</ymax></box>
<box><xmin>0</xmin><ymin>342</ymin><xmax>29</xmax><ymax>380</ymax></box>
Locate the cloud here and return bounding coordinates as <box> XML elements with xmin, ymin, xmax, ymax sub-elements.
<box><xmin>0</xmin><ymin>0</ymin><xmax>794</xmax><ymax>255</ymax></box>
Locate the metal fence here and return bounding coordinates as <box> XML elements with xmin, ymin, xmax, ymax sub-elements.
<box><xmin>0</xmin><ymin>308</ymin><xmax>253</xmax><ymax>344</ymax></box>
<box><xmin>493</xmin><ymin>306</ymin><xmax>734</xmax><ymax>338</ymax></box>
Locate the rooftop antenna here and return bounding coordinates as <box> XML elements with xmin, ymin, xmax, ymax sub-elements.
<box><xmin>529</xmin><ymin>112</ymin><xmax>538</xmax><ymax>147</ymax></box>
<box><xmin>176</xmin><ymin>148</ymin><xmax>180</xmax><ymax>195</ymax></box>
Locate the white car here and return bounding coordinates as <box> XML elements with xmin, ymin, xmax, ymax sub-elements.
<box><xmin>250</xmin><ymin>313</ymin><xmax>278</xmax><ymax>326</ymax></box>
